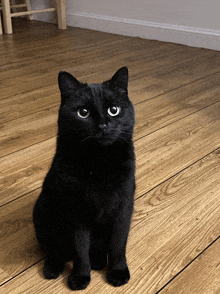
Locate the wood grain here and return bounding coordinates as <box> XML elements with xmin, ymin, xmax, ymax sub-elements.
<box><xmin>0</xmin><ymin>86</ymin><xmax>60</xmax><ymax>124</ymax></box>
<box><xmin>0</xmin><ymin>106</ymin><xmax>59</xmax><ymax>157</ymax></box>
<box><xmin>0</xmin><ymin>138</ymin><xmax>55</xmax><ymax>206</ymax></box>
<box><xmin>2</xmin><ymin>28</ymin><xmax>220</xmax><ymax>101</ymax></box>
<box><xmin>0</xmin><ymin>24</ymin><xmax>126</xmax><ymax>65</ymax></box>
<box><xmin>2</xmin><ymin>49</ymin><xmax>219</xmax><ymax>102</ymax></box>
<box><xmin>159</xmin><ymin>239</ymin><xmax>220</xmax><ymax>294</ymax></box>
<box><xmin>135</xmin><ymin>101</ymin><xmax>220</xmax><ymax>197</ymax></box>
<box><xmin>134</xmin><ymin>71</ymin><xmax>220</xmax><ymax>138</ymax></box>
<box><xmin>0</xmin><ymin>190</ymin><xmax>44</xmax><ymax>285</ymax></box>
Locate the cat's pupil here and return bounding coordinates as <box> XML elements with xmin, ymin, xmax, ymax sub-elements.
<box><xmin>78</xmin><ymin>108</ymin><xmax>89</xmax><ymax>118</ymax></box>
<box><xmin>80</xmin><ymin>109</ymin><xmax>88</xmax><ymax>116</ymax></box>
<box><xmin>108</xmin><ymin>106</ymin><xmax>120</xmax><ymax>116</ymax></box>
<box><xmin>110</xmin><ymin>106</ymin><xmax>117</xmax><ymax>114</ymax></box>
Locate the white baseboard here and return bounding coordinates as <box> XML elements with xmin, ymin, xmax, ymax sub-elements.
<box><xmin>67</xmin><ymin>12</ymin><xmax>220</xmax><ymax>51</ymax></box>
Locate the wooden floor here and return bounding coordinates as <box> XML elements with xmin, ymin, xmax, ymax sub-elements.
<box><xmin>1</xmin><ymin>19</ymin><xmax>220</xmax><ymax>293</ymax></box>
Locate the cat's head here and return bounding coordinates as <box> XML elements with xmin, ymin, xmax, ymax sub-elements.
<box><xmin>58</xmin><ymin>67</ymin><xmax>135</xmax><ymax>146</ymax></box>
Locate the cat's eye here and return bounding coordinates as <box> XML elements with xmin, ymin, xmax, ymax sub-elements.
<box><xmin>77</xmin><ymin>108</ymin><xmax>90</xmax><ymax>118</ymax></box>
<box><xmin>107</xmin><ymin>106</ymin><xmax>121</xmax><ymax>117</ymax></box>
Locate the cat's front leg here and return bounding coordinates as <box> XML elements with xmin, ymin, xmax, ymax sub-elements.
<box><xmin>43</xmin><ymin>256</ymin><xmax>65</xmax><ymax>279</ymax></box>
<box><xmin>90</xmin><ymin>231</ymin><xmax>108</xmax><ymax>270</ymax></box>
<box><xmin>68</xmin><ymin>227</ymin><xmax>91</xmax><ymax>290</ymax></box>
<box><xmin>107</xmin><ymin>204</ymin><xmax>133</xmax><ymax>287</ymax></box>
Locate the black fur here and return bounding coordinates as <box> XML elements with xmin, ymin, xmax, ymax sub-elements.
<box><xmin>33</xmin><ymin>67</ymin><xmax>136</xmax><ymax>290</ymax></box>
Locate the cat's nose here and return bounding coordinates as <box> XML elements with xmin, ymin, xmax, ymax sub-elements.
<box><xmin>98</xmin><ymin>123</ymin><xmax>108</xmax><ymax>131</ymax></box>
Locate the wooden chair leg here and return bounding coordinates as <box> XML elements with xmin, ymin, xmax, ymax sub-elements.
<box><xmin>0</xmin><ymin>13</ymin><xmax>3</xmax><ymax>34</ymax></box>
<box><xmin>55</xmin><ymin>0</ymin><xmax>66</xmax><ymax>30</ymax></box>
<box><xmin>25</xmin><ymin>0</ymin><xmax>33</xmax><ymax>20</ymax></box>
<box><xmin>10</xmin><ymin>0</ymin><xmax>17</xmax><ymax>13</ymax></box>
<box><xmin>1</xmin><ymin>0</ymin><xmax>66</xmax><ymax>34</ymax></box>
<box><xmin>2</xmin><ymin>0</ymin><xmax>12</xmax><ymax>34</ymax></box>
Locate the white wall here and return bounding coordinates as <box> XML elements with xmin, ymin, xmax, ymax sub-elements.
<box><xmin>30</xmin><ymin>0</ymin><xmax>55</xmax><ymax>23</ymax></box>
<box><xmin>67</xmin><ymin>0</ymin><xmax>220</xmax><ymax>31</ymax></box>
<box><xmin>30</xmin><ymin>0</ymin><xmax>220</xmax><ymax>50</ymax></box>
<box><xmin>66</xmin><ymin>0</ymin><xmax>220</xmax><ymax>50</ymax></box>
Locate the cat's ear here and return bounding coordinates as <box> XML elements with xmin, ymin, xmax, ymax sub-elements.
<box><xmin>58</xmin><ymin>71</ymin><xmax>82</xmax><ymax>95</ymax></box>
<box><xmin>110</xmin><ymin>67</ymin><xmax>128</xmax><ymax>91</ymax></box>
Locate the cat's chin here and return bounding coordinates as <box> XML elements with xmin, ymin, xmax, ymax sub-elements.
<box><xmin>93</xmin><ymin>133</ymin><xmax>116</xmax><ymax>146</ymax></box>
<box><xmin>97</xmin><ymin>138</ymin><xmax>115</xmax><ymax>146</ymax></box>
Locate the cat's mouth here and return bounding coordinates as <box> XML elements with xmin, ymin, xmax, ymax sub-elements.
<box><xmin>98</xmin><ymin>137</ymin><xmax>112</xmax><ymax>145</ymax></box>
<box><xmin>95</xmin><ymin>132</ymin><xmax>115</xmax><ymax>146</ymax></box>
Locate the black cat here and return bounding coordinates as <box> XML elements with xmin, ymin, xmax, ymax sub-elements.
<box><xmin>33</xmin><ymin>67</ymin><xmax>136</xmax><ymax>290</ymax></box>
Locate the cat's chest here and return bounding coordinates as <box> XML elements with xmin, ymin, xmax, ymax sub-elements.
<box><xmin>83</xmin><ymin>167</ymin><xmax>120</xmax><ymax>197</ymax></box>
<box><xmin>79</xmin><ymin>156</ymin><xmax>123</xmax><ymax>182</ymax></box>
<box><xmin>84</xmin><ymin>178</ymin><xmax>122</xmax><ymax>222</ymax></box>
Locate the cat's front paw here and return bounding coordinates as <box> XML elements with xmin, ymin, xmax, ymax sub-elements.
<box><xmin>107</xmin><ymin>267</ymin><xmax>130</xmax><ymax>287</ymax></box>
<box><xmin>68</xmin><ymin>274</ymin><xmax>91</xmax><ymax>290</ymax></box>
<box><xmin>43</xmin><ymin>261</ymin><xmax>64</xmax><ymax>279</ymax></box>
<box><xmin>43</xmin><ymin>265</ymin><xmax>62</xmax><ymax>279</ymax></box>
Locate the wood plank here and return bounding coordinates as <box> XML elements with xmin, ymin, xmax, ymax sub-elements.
<box><xmin>2</xmin><ymin>101</ymin><xmax>220</xmax><ymax>206</ymax></box>
<box><xmin>0</xmin><ymin>138</ymin><xmax>55</xmax><ymax>206</ymax></box>
<box><xmin>1</xmin><ymin>39</ymin><xmax>135</xmax><ymax>81</ymax></box>
<box><xmin>3</xmin><ymin>29</ymin><xmax>197</xmax><ymax>73</ymax></box>
<box><xmin>135</xmin><ymin>100</ymin><xmax>220</xmax><ymax>197</ymax></box>
<box><xmin>0</xmin><ymin>260</ymin><xmax>101</xmax><ymax>294</ymax></box>
<box><xmin>1</xmin><ymin>37</ymin><xmax>199</xmax><ymax>83</ymax></box>
<box><xmin>131</xmin><ymin>71</ymin><xmax>220</xmax><ymax>138</ymax></box>
<box><xmin>1</xmin><ymin>147</ymin><xmax>220</xmax><ymax>293</ymax></box>
<box><xmin>2</xmin><ymin>29</ymin><xmax>220</xmax><ymax>101</ymax></box>
<box><xmin>0</xmin><ymin>268</ymin><xmax>12</xmax><ymax>287</ymax></box>
<box><xmin>0</xmin><ymin>86</ymin><xmax>59</xmax><ymax>124</ymax></box>
<box><xmin>0</xmin><ymin>36</ymin><xmax>168</xmax><ymax>72</ymax></box>
<box><xmin>2</xmin><ymin>52</ymin><xmax>220</xmax><ymax>128</ymax></box>
<box><xmin>0</xmin><ymin>190</ymin><xmax>44</xmax><ymax>285</ymax></box>
<box><xmin>2</xmin><ymin>72</ymin><xmax>220</xmax><ymax>157</ymax></box>
<box><xmin>2</xmin><ymin>49</ymin><xmax>219</xmax><ymax>102</ymax></box>
<box><xmin>159</xmin><ymin>239</ymin><xmax>220</xmax><ymax>294</ymax></box>
<box><xmin>0</xmin><ymin>106</ymin><xmax>59</xmax><ymax>157</ymax></box>
<box><xmin>0</xmin><ymin>22</ymin><xmax>120</xmax><ymax>45</ymax></box>
<box><xmin>0</xmin><ymin>26</ymin><xmax>127</xmax><ymax>65</ymax></box>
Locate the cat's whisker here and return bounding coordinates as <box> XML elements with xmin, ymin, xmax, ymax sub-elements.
<box><xmin>81</xmin><ymin>135</ymin><xmax>92</xmax><ymax>143</ymax></box>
